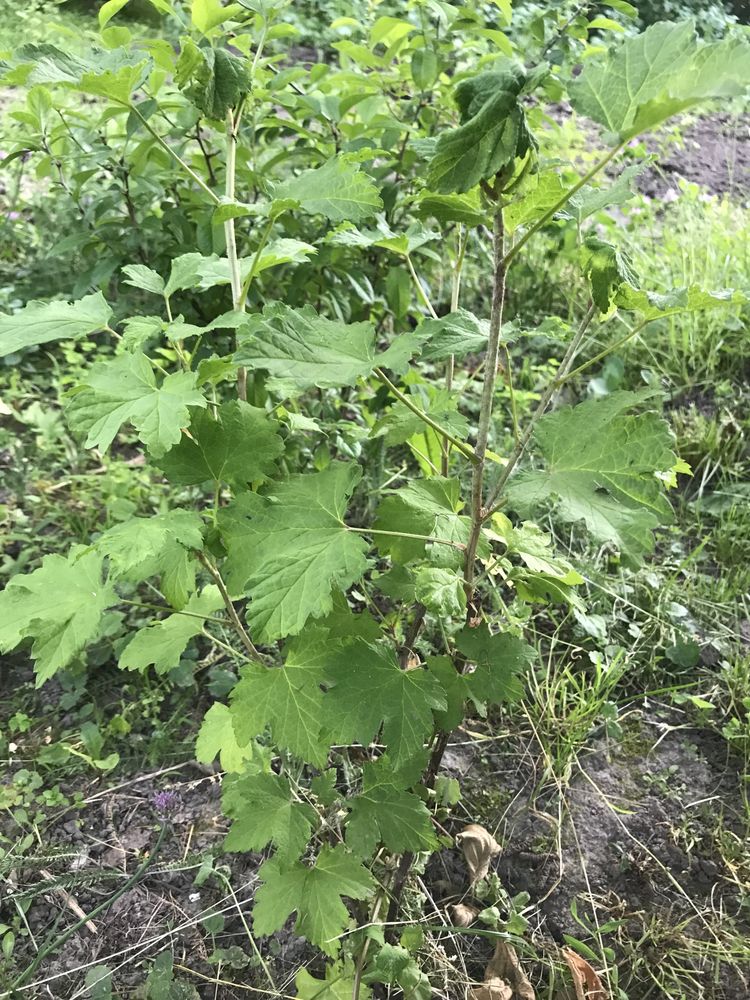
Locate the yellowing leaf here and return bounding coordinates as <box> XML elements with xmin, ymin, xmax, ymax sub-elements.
<box><xmin>191</xmin><ymin>0</ymin><xmax>242</xmax><ymax>33</ymax></box>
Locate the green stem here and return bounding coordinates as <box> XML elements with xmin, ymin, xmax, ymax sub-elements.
<box><xmin>483</xmin><ymin>302</ymin><xmax>597</xmax><ymax>518</ymax></box>
<box><xmin>346</xmin><ymin>526</ymin><xmax>466</xmax><ymax>552</ymax></box>
<box><xmin>463</xmin><ymin>209</ymin><xmax>506</xmax><ymax>606</ymax></box>
<box><xmin>120</xmin><ymin>598</ymin><xmax>231</xmax><ymax>626</ymax></box>
<box><xmin>374</xmin><ymin>368</ymin><xmax>479</xmax><ymax>465</ymax></box>
<box><xmin>502</xmin><ymin>142</ymin><xmax>624</xmax><ymax>269</ymax></box>
<box><xmin>237</xmin><ymin>216</ymin><xmax>275</xmax><ymax>310</ymax></box>
<box><xmin>129</xmin><ymin>105</ymin><xmax>220</xmax><ymax>205</ymax></box>
<box><xmin>406</xmin><ymin>254</ymin><xmax>438</xmax><ymax>319</ymax></box>
<box><xmin>198</xmin><ymin>553</ymin><xmax>263</xmax><ymax>662</ymax></box>
<box><xmin>554</xmin><ymin>317</ymin><xmax>650</xmax><ymax>387</ymax></box>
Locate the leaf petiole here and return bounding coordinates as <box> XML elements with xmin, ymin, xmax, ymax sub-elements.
<box><xmin>346</xmin><ymin>525</ymin><xmax>466</xmax><ymax>552</ymax></box>
<box><xmin>374</xmin><ymin>368</ymin><xmax>479</xmax><ymax>465</ymax></box>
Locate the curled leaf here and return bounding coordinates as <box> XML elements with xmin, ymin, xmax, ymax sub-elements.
<box><xmin>562</xmin><ymin>948</ymin><xmax>607</xmax><ymax>1000</ymax></box>
<box><xmin>455</xmin><ymin>823</ymin><xmax>501</xmax><ymax>883</ymax></box>
<box><xmin>450</xmin><ymin>903</ymin><xmax>479</xmax><ymax>927</ymax></box>
<box><xmin>469</xmin><ymin>941</ymin><xmax>535</xmax><ymax>1000</ymax></box>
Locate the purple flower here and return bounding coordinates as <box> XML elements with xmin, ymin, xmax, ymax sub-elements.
<box><xmin>153</xmin><ymin>790</ymin><xmax>180</xmax><ymax>818</ymax></box>
<box><xmin>5</xmin><ymin>211</ymin><xmax>21</xmax><ymax>221</ymax></box>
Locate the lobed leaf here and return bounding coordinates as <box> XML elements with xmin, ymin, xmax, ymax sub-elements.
<box><xmin>0</xmin><ymin>292</ymin><xmax>111</xmax><ymax>359</ymax></box>
<box><xmin>253</xmin><ymin>845</ymin><xmax>375</xmax><ymax>956</ymax></box>
<box><xmin>506</xmin><ymin>390</ymin><xmax>679</xmax><ymax>563</ymax></box>
<box><xmin>219</xmin><ymin>463</ymin><xmax>369</xmax><ymax>642</ymax></box>
<box><xmin>65</xmin><ymin>352</ymin><xmax>206</xmax><ymax>457</ymax></box>
<box><xmin>0</xmin><ymin>549</ymin><xmax>116</xmax><ymax>685</ymax></box>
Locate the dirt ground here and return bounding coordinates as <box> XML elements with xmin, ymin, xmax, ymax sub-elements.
<box><xmin>642</xmin><ymin>113</ymin><xmax>750</xmax><ymax>200</ymax></box>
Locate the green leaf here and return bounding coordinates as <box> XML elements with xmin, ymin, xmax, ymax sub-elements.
<box><xmin>80</xmin><ymin>63</ymin><xmax>151</xmax><ymax>104</ymax></box>
<box><xmin>157</xmin><ymin>401</ymin><xmax>284</xmax><ymax>488</ymax></box>
<box><xmin>186</xmin><ymin>47</ymin><xmax>250</xmax><ymax>120</ymax></box>
<box><xmin>98</xmin><ymin>0</ymin><xmax>132</xmax><ymax>28</ymax></box>
<box><xmin>191</xmin><ymin>0</ymin><xmax>242</xmax><ymax>33</ymax></box>
<box><xmin>96</xmin><ymin>510</ymin><xmax>202</xmax><ymax>577</ymax></box>
<box><xmin>376</xmin><ymin>388</ymin><xmax>468</xmax><ymax>447</ymax></box>
<box><xmin>504</xmin><ymin>171</ymin><xmax>566</xmax><ymax>233</ymax></box>
<box><xmin>569</xmin><ymin>21</ymin><xmax>750</xmax><ymax>142</ymax></box>
<box><xmin>296</xmin><ymin>963</ymin><xmax>365</xmax><ymax>1000</ymax></box>
<box><xmin>172</xmin><ymin>242</ymin><xmax>317</xmax><ymax>295</ymax></box>
<box><xmin>0</xmin><ymin>549</ymin><xmax>116</xmax><ymax>685</ymax></box>
<box><xmin>223</xmin><ymin>772</ymin><xmax>317</xmax><ymax>858</ymax></box>
<box><xmin>428</xmin><ymin>626</ymin><xmax>533</xmax><ymax>732</ymax></box>
<box><xmin>416</xmin><ymin>309</ymin><xmax>489</xmax><ymax>362</ymax></box>
<box><xmin>346</xmin><ymin>757</ymin><xmax>437</xmax><ymax>857</ymax></box>
<box><xmin>414</xmin><ymin>567</ymin><xmax>466</xmax><ymax>617</ymax></box>
<box><xmin>122</xmin><ymin>264</ymin><xmax>165</xmax><ymax>295</ymax></box>
<box><xmin>230</xmin><ymin>634</ymin><xmax>332</xmax><ymax>766</ymax></box>
<box><xmin>10</xmin><ymin>44</ymin><xmax>151</xmax><ymax>103</ymax></box>
<box><xmin>412</xmin><ymin>48</ymin><xmax>439</xmax><ymax>90</ymax></box>
<box><xmin>274</xmin><ymin>156</ymin><xmax>382</xmax><ymax>223</ymax></box>
<box><xmin>219</xmin><ymin>464</ymin><xmax>368</xmax><ymax>641</ymax></box>
<box><xmin>196</xmin><ymin>702</ymin><xmax>266</xmax><ymax>774</ymax></box>
<box><xmin>253</xmin><ymin>844</ymin><xmax>374</xmax><ymax>956</ymax></box>
<box><xmin>415</xmin><ymin>192</ymin><xmax>487</xmax><ymax>227</ymax></box>
<box><xmin>491</xmin><ymin>513</ymin><xmax>584</xmax><ymax>583</ymax></box>
<box><xmin>365</xmin><ymin>944</ymin><xmax>430</xmax><ymax>1000</ymax></box>
<box><xmin>118</xmin><ymin>586</ymin><xmax>223</xmax><ymax>674</ymax></box>
<box><xmin>164</xmin><ymin>253</ymin><xmax>208</xmax><ymax>298</ymax></box>
<box><xmin>96</xmin><ymin>510</ymin><xmax>202</xmax><ymax>608</ymax></box>
<box><xmin>373</xmin><ymin>478</ymin><xmax>468</xmax><ymax>567</ymax></box>
<box><xmin>455</xmin><ymin>626</ymin><xmax>534</xmax><ymax>705</ymax></box>
<box><xmin>427</xmin><ymin>68</ymin><xmax>531</xmax><ymax>194</ymax></box>
<box><xmin>322</xmin><ymin>640</ymin><xmax>447</xmax><ymax>764</ymax></box>
<box><xmin>580</xmin><ymin>237</ymin><xmax>638</xmax><ymax>313</ymax></box>
<box><xmin>235</xmin><ymin>304</ymin><xmax>378</xmax><ymax>391</ymax></box>
<box><xmin>565</xmin><ymin>161</ymin><xmax>648</xmax><ymax>223</ymax></box>
<box><xmin>0</xmin><ymin>292</ymin><xmax>111</xmax><ymax>359</ymax></box>
<box><xmin>506</xmin><ymin>390</ymin><xmax>678</xmax><ymax>563</ymax></box>
<box><xmin>615</xmin><ymin>284</ymin><xmax>747</xmax><ymax>320</ymax></box>
<box><xmin>65</xmin><ymin>352</ymin><xmax>206</xmax><ymax>457</ymax></box>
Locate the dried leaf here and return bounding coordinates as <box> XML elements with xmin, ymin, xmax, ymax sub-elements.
<box><xmin>450</xmin><ymin>902</ymin><xmax>479</xmax><ymax>927</ymax></box>
<box><xmin>455</xmin><ymin>823</ymin><xmax>501</xmax><ymax>883</ymax></box>
<box><xmin>470</xmin><ymin>977</ymin><xmax>513</xmax><ymax>1000</ymax></box>
<box><xmin>562</xmin><ymin>948</ymin><xmax>607</xmax><ymax>1000</ymax></box>
<box><xmin>469</xmin><ymin>941</ymin><xmax>535</xmax><ymax>1000</ymax></box>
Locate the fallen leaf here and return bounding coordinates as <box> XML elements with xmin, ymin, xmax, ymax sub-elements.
<box><xmin>455</xmin><ymin>823</ymin><xmax>501</xmax><ymax>883</ymax></box>
<box><xmin>450</xmin><ymin>902</ymin><xmax>479</xmax><ymax>927</ymax></box>
<box><xmin>562</xmin><ymin>948</ymin><xmax>607</xmax><ymax>1000</ymax></box>
<box><xmin>469</xmin><ymin>941</ymin><xmax>535</xmax><ymax>1000</ymax></box>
